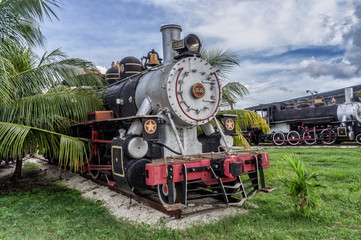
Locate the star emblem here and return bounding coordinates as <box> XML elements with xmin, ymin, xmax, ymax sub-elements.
<box><xmin>225</xmin><ymin>119</ymin><xmax>234</xmax><ymax>131</ymax></box>
<box><xmin>144</xmin><ymin>119</ymin><xmax>157</xmax><ymax>134</ymax></box>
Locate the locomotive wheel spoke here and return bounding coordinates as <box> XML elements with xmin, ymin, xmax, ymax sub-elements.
<box><xmin>287</xmin><ymin>131</ymin><xmax>300</xmax><ymax>145</ymax></box>
<box><xmin>320</xmin><ymin>129</ymin><xmax>337</xmax><ymax>144</ymax></box>
<box><xmin>303</xmin><ymin>131</ymin><xmax>317</xmax><ymax>145</ymax></box>
<box><xmin>272</xmin><ymin>132</ymin><xmax>285</xmax><ymax>145</ymax></box>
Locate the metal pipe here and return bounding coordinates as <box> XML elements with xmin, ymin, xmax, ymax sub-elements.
<box><xmin>345</xmin><ymin>87</ymin><xmax>353</xmax><ymax>104</ymax></box>
<box><xmin>127</xmin><ymin>97</ymin><xmax>152</xmax><ymax>135</ymax></box>
<box><xmin>160</xmin><ymin>24</ymin><xmax>182</xmax><ymax>64</ymax></box>
<box><xmin>201</xmin><ymin>122</ymin><xmax>216</xmax><ymax>136</ymax></box>
<box><xmin>165</xmin><ymin>110</ymin><xmax>185</xmax><ymax>155</ymax></box>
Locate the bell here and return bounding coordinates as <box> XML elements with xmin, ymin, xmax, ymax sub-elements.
<box><xmin>146</xmin><ymin>50</ymin><xmax>160</xmax><ymax>66</ymax></box>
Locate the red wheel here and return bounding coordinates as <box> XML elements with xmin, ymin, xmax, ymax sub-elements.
<box><xmin>157</xmin><ymin>183</ymin><xmax>177</xmax><ymax>205</ymax></box>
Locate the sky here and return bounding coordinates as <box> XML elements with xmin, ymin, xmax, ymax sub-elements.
<box><xmin>35</xmin><ymin>0</ymin><xmax>361</xmax><ymax>108</ymax></box>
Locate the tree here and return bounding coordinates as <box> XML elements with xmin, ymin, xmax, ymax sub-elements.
<box><xmin>200</xmin><ymin>47</ymin><xmax>270</xmax><ymax>146</ymax></box>
<box><xmin>200</xmin><ymin>47</ymin><xmax>248</xmax><ymax>109</ymax></box>
<box><xmin>0</xmin><ymin>0</ymin><xmax>105</xmax><ymax>180</ymax></box>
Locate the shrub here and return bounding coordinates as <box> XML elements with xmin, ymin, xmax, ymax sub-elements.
<box><xmin>280</xmin><ymin>154</ymin><xmax>323</xmax><ymax>215</ymax></box>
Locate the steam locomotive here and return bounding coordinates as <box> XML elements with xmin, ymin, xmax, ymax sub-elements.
<box><xmin>245</xmin><ymin>88</ymin><xmax>361</xmax><ymax>145</ymax></box>
<box><xmin>71</xmin><ymin>25</ymin><xmax>270</xmax><ymax>206</ymax></box>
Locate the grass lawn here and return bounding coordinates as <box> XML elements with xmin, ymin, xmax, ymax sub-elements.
<box><xmin>1</xmin><ymin>147</ymin><xmax>360</xmax><ymax>239</ymax></box>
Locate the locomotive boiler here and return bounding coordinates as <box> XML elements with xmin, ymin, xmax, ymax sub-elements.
<box><xmin>72</xmin><ymin>24</ymin><xmax>270</xmax><ymax>206</ymax></box>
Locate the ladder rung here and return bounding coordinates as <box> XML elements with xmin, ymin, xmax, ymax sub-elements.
<box><xmin>242</xmin><ymin>177</ymin><xmax>258</xmax><ymax>184</ymax></box>
<box><xmin>188</xmin><ymin>193</ymin><xmax>223</xmax><ymax>200</ymax></box>
<box><xmin>244</xmin><ymin>183</ymin><xmax>258</xmax><ymax>191</ymax></box>
<box><xmin>224</xmin><ymin>182</ymin><xmax>241</xmax><ymax>189</ymax></box>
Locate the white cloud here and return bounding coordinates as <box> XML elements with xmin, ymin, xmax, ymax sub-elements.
<box><xmin>96</xmin><ymin>66</ymin><xmax>107</xmax><ymax>74</ymax></box>
<box><xmin>36</xmin><ymin>0</ymin><xmax>360</xmax><ymax>108</ymax></box>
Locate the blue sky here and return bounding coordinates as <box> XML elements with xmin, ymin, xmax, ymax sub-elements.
<box><xmin>35</xmin><ymin>0</ymin><xmax>361</xmax><ymax>108</ymax></box>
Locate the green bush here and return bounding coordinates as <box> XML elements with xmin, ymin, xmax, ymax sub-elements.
<box><xmin>280</xmin><ymin>154</ymin><xmax>323</xmax><ymax>215</ymax></box>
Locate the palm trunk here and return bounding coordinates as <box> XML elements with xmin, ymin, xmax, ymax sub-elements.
<box><xmin>12</xmin><ymin>158</ymin><xmax>23</xmax><ymax>181</ymax></box>
<box><xmin>300</xmin><ymin>198</ymin><xmax>307</xmax><ymax>212</ymax></box>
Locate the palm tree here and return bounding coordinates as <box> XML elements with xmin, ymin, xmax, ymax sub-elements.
<box><xmin>200</xmin><ymin>47</ymin><xmax>270</xmax><ymax>146</ymax></box>
<box><xmin>0</xmin><ymin>0</ymin><xmax>105</xmax><ymax>180</ymax></box>
<box><xmin>200</xmin><ymin>47</ymin><xmax>248</xmax><ymax>109</ymax></box>
<box><xmin>0</xmin><ymin>42</ymin><xmax>105</xmax><ymax>180</ymax></box>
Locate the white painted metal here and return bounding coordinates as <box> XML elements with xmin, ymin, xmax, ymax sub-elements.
<box><xmin>201</xmin><ymin>122</ymin><xmax>216</xmax><ymax>136</ymax></box>
<box><xmin>337</xmin><ymin>102</ymin><xmax>361</xmax><ymax>123</ymax></box>
<box><xmin>166</xmin><ymin>111</ymin><xmax>185</xmax><ymax>155</ymax></box>
<box><xmin>160</xmin><ymin>24</ymin><xmax>182</xmax><ymax>64</ymax></box>
<box><xmin>135</xmin><ymin>57</ymin><xmax>220</xmax><ymax>126</ymax></box>
<box><xmin>344</xmin><ymin>87</ymin><xmax>353</xmax><ymax>104</ymax></box>
<box><xmin>127</xmin><ymin>137</ymin><xmax>149</xmax><ymax>159</ymax></box>
<box><xmin>127</xmin><ymin>98</ymin><xmax>152</xmax><ymax>135</ymax></box>
<box><xmin>270</xmin><ymin>123</ymin><xmax>290</xmax><ymax>133</ymax></box>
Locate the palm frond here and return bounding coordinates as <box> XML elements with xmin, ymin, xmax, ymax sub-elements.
<box><xmin>5</xmin><ymin>58</ymin><xmax>105</xmax><ymax>100</ymax></box>
<box><xmin>0</xmin><ymin>121</ymin><xmax>88</xmax><ymax>172</ymax></box>
<box><xmin>0</xmin><ymin>91</ymin><xmax>103</xmax><ymax>132</ymax></box>
<box><xmin>221</xmin><ymin>82</ymin><xmax>249</xmax><ymax>107</ymax></box>
<box><xmin>0</xmin><ymin>122</ymin><xmax>30</xmax><ymax>159</ymax></box>
<box><xmin>0</xmin><ymin>0</ymin><xmax>61</xmax><ymax>47</ymax></box>
<box><xmin>200</xmin><ymin>47</ymin><xmax>240</xmax><ymax>81</ymax></box>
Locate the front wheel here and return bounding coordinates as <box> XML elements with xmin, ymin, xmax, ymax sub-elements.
<box><xmin>157</xmin><ymin>183</ymin><xmax>177</xmax><ymax>205</ymax></box>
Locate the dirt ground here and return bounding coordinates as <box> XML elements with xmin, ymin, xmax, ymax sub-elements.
<box><xmin>0</xmin><ymin>158</ymin><xmax>248</xmax><ymax>230</ymax></box>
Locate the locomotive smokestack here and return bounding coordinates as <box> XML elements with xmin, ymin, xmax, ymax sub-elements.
<box><xmin>345</xmin><ymin>87</ymin><xmax>353</xmax><ymax>104</ymax></box>
<box><xmin>160</xmin><ymin>24</ymin><xmax>182</xmax><ymax>64</ymax></box>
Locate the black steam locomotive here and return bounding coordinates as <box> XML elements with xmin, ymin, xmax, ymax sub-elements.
<box><xmin>71</xmin><ymin>25</ymin><xmax>270</xmax><ymax>206</ymax></box>
<box><xmin>245</xmin><ymin>88</ymin><xmax>361</xmax><ymax>145</ymax></box>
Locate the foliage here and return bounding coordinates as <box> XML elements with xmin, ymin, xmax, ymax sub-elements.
<box><xmin>0</xmin><ymin>0</ymin><xmax>60</xmax><ymax>47</ymax></box>
<box><xmin>200</xmin><ymin>47</ymin><xmax>248</xmax><ymax>109</ymax></box>
<box><xmin>219</xmin><ymin>109</ymin><xmax>270</xmax><ymax>134</ymax></box>
<box><xmin>0</xmin><ymin>0</ymin><xmax>105</xmax><ymax>179</ymax></box>
<box><xmin>280</xmin><ymin>154</ymin><xmax>323</xmax><ymax>215</ymax></box>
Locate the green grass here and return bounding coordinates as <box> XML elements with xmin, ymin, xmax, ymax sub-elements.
<box><xmin>1</xmin><ymin>147</ymin><xmax>361</xmax><ymax>239</ymax></box>
<box><xmin>22</xmin><ymin>162</ymin><xmax>39</xmax><ymax>169</ymax></box>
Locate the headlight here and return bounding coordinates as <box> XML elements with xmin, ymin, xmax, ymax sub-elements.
<box><xmin>172</xmin><ymin>33</ymin><xmax>202</xmax><ymax>55</ymax></box>
<box><xmin>184</xmin><ymin>34</ymin><xmax>201</xmax><ymax>52</ymax></box>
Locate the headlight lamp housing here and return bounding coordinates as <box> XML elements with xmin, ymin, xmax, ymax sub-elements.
<box><xmin>172</xmin><ymin>34</ymin><xmax>202</xmax><ymax>59</ymax></box>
